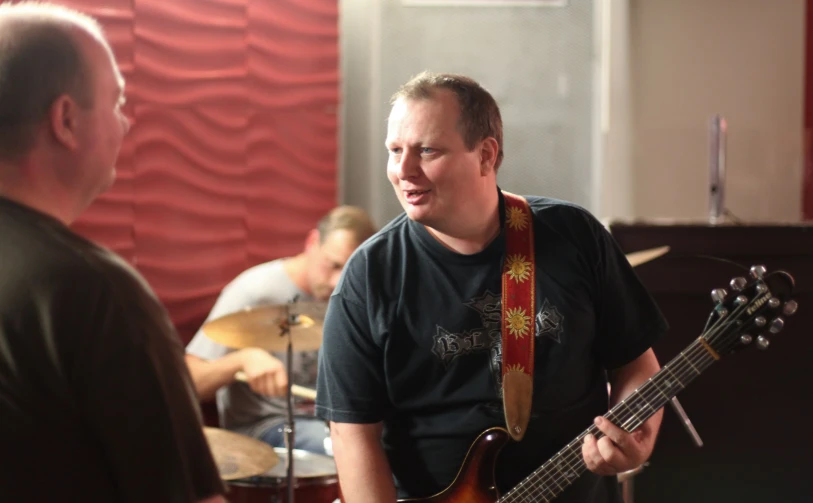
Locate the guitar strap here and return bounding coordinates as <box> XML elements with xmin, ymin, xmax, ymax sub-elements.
<box><xmin>500</xmin><ymin>190</ymin><xmax>535</xmax><ymax>441</ymax></box>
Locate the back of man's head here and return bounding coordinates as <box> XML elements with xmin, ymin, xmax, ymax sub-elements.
<box><xmin>0</xmin><ymin>2</ymin><xmax>106</xmax><ymax>162</ymax></box>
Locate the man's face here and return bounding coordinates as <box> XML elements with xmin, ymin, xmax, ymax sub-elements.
<box><xmin>385</xmin><ymin>90</ymin><xmax>489</xmax><ymax>233</ymax></box>
<box><xmin>305</xmin><ymin>229</ymin><xmax>360</xmax><ymax>300</ymax></box>
<box><xmin>73</xmin><ymin>36</ymin><xmax>129</xmax><ymax>201</ymax></box>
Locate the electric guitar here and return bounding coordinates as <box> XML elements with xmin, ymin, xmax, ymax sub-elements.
<box><xmin>400</xmin><ymin>266</ymin><xmax>797</xmax><ymax>503</ymax></box>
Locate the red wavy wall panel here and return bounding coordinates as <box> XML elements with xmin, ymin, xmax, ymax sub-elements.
<box><xmin>64</xmin><ymin>0</ymin><xmax>339</xmax><ymax>342</ymax></box>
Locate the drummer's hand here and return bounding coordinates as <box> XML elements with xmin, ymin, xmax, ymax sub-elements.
<box><xmin>238</xmin><ymin>348</ymin><xmax>288</xmax><ymax>397</ymax></box>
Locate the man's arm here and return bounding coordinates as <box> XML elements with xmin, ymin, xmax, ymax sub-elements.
<box><xmin>582</xmin><ymin>348</ymin><xmax>663</xmax><ymax>475</ymax></box>
<box><xmin>330</xmin><ymin>421</ymin><xmax>396</xmax><ymax>503</ymax></box>
<box><xmin>185</xmin><ymin>348</ymin><xmax>287</xmax><ymax>401</ymax></box>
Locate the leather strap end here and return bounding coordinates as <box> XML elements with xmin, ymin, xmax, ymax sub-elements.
<box><xmin>502</xmin><ymin>369</ymin><xmax>533</xmax><ymax>441</ymax></box>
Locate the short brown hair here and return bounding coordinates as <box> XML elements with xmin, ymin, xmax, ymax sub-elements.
<box><xmin>317</xmin><ymin>205</ymin><xmax>377</xmax><ymax>244</ymax></box>
<box><xmin>0</xmin><ymin>2</ymin><xmax>105</xmax><ymax>161</ymax></box>
<box><xmin>391</xmin><ymin>71</ymin><xmax>504</xmax><ymax>171</ymax></box>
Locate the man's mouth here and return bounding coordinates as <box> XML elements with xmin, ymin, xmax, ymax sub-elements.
<box><xmin>405</xmin><ymin>189</ymin><xmax>430</xmax><ymax>197</ymax></box>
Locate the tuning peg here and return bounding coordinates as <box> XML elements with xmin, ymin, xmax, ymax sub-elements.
<box><xmin>734</xmin><ymin>295</ymin><xmax>748</xmax><ymax>306</ymax></box>
<box><xmin>755</xmin><ymin>283</ymin><xmax>769</xmax><ymax>295</ymax></box>
<box><xmin>740</xmin><ymin>334</ymin><xmax>753</xmax><ymax>345</ymax></box>
<box><xmin>749</xmin><ymin>265</ymin><xmax>767</xmax><ymax>279</ymax></box>
<box><xmin>756</xmin><ymin>335</ymin><xmax>770</xmax><ymax>349</ymax></box>
<box><xmin>783</xmin><ymin>300</ymin><xmax>798</xmax><ymax>316</ymax></box>
<box><xmin>768</xmin><ymin>318</ymin><xmax>784</xmax><ymax>334</ymax></box>
<box><xmin>768</xmin><ymin>298</ymin><xmax>781</xmax><ymax>309</ymax></box>
<box><xmin>711</xmin><ymin>288</ymin><xmax>727</xmax><ymax>303</ymax></box>
<box><xmin>754</xmin><ymin>316</ymin><xmax>767</xmax><ymax>327</ymax></box>
<box><xmin>729</xmin><ymin>277</ymin><xmax>747</xmax><ymax>291</ymax></box>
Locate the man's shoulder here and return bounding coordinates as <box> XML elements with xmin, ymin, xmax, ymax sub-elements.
<box><xmin>524</xmin><ymin>195</ymin><xmax>594</xmax><ymax>220</ymax></box>
<box><xmin>349</xmin><ymin>212</ymin><xmax>411</xmax><ymax>260</ymax></box>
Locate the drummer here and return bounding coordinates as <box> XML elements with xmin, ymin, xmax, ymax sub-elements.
<box><xmin>185</xmin><ymin>206</ymin><xmax>376</xmax><ymax>454</ymax></box>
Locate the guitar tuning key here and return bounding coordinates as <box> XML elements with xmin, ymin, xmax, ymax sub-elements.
<box><xmin>754</xmin><ymin>316</ymin><xmax>767</xmax><ymax>327</ymax></box>
<box><xmin>783</xmin><ymin>300</ymin><xmax>798</xmax><ymax>316</ymax></box>
<box><xmin>711</xmin><ymin>288</ymin><xmax>727</xmax><ymax>304</ymax></box>
<box><xmin>768</xmin><ymin>318</ymin><xmax>785</xmax><ymax>334</ymax></box>
<box><xmin>768</xmin><ymin>298</ymin><xmax>781</xmax><ymax>309</ymax></box>
<box><xmin>756</xmin><ymin>335</ymin><xmax>770</xmax><ymax>350</ymax></box>
<box><xmin>740</xmin><ymin>334</ymin><xmax>753</xmax><ymax>345</ymax></box>
<box><xmin>730</xmin><ymin>277</ymin><xmax>747</xmax><ymax>291</ymax></box>
<box><xmin>749</xmin><ymin>265</ymin><xmax>767</xmax><ymax>279</ymax></box>
<box><xmin>755</xmin><ymin>283</ymin><xmax>769</xmax><ymax>295</ymax></box>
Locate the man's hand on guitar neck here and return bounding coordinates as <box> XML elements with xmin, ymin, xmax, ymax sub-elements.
<box><xmin>582</xmin><ymin>348</ymin><xmax>663</xmax><ymax>476</ymax></box>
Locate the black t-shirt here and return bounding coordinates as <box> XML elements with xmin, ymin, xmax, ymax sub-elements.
<box><xmin>0</xmin><ymin>196</ymin><xmax>224</xmax><ymax>502</ymax></box>
<box><xmin>316</xmin><ymin>192</ymin><xmax>669</xmax><ymax>501</ymax></box>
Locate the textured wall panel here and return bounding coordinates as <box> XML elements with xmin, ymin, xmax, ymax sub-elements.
<box><xmin>131</xmin><ymin>0</ymin><xmax>248</xmax><ymax>106</ymax></box>
<box><xmin>131</xmin><ymin>105</ymin><xmax>249</xmax><ymax>338</ymax></box>
<box><xmin>248</xmin><ymin>0</ymin><xmax>339</xmax><ymax>109</ymax></box>
<box><xmin>245</xmin><ymin>109</ymin><xmax>337</xmax><ymax>264</ymax></box>
<box><xmin>61</xmin><ymin>0</ymin><xmax>339</xmax><ymax>343</ymax></box>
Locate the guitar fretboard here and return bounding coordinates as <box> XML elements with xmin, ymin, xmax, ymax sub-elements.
<box><xmin>498</xmin><ymin>337</ymin><xmax>717</xmax><ymax>503</ymax></box>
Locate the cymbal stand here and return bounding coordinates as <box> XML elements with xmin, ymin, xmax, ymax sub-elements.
<box><xmin>283</xmin><ymin>301</ymin><xmax>296</xmax><ymax>503</ymax></box>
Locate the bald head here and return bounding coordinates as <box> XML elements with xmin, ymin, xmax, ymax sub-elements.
<box><xmin>0</xmin><ymin>2</ymin><xmax>111</xmax><ymax>161</ymax></box>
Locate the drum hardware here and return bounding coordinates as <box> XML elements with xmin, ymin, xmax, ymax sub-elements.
<box><xmin>620</xmin><ymin>396</ymin><xmax>703</xmax><ymax>503</ymax></box>
<box><xmin>202</xmin><ymin>427</ymin><xmax>279</xmax><ymax>481</ymax></box>
<box><xmin>204</xmin><ymin>296</ymin><xmax>326</xmax><ymax>502</ymax></box>
<box><xmin>201</xmin><ymin>301</ymin><xmax>327</xmax><ymax>352</ymax></box>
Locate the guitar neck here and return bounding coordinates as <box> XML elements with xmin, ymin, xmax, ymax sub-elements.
<box><xmin>498</xmin><ymin>337</ymin><xmax>717</xmax><ymax>503</ymax></box>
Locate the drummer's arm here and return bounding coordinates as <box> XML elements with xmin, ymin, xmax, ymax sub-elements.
<box><xmin>185</xmin><ymin>348</ymin><xmax>287</xmax><ymax>401</ymax></box>
<box><xmin>199</xmin><ymin>495</ymin><xmax>227</xmax><ymax>503</ymax></box>
<box><xmin>330</xmin><ymin>421</ymin><xmax>396</xmax><ymax>503</ymax></box>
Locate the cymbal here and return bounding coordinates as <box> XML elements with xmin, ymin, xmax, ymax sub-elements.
<box><xmin>625</xmin><ymin>246</ymin><xmax>670</xmax><ymax>268</ymax></box>
<box><xmin>203</xmin><ymin>427</ymin><xmax>279</xmax><ymax>480</ymax></box>
<box><xmin>202</xmin><ymin>301</ymin><xmax>327</xmax><ymax>352</ymax></box>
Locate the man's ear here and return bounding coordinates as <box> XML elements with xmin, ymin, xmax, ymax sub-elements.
<box><xmin>479</xmin><ymin>137</ymin><xmax>499</xmax><ymax>176</ymax></box>
<box><xmin>304</xmin><ymin>228</ymin><xmax>321</xmax><ymax>252</ymax></box>
<box><xmin>49</xmin><ymin>94</ymin><xmax>81</xmax><ymax>150</ymax></box>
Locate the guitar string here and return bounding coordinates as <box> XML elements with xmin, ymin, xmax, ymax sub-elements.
<box><xmin>502</xmin><ymin>339</ymin><xmax>718</xmax><ymax>503</ymax></box>
<box><xmin>509</xmin><ymin>303</ymin><xmax>749</xmax><ymax>502</ymax></box>
<box><xmin>500</xmin><ymin>301</ymin><xmax>752</xmax><ymax>503</ymax></box>
<box><xmin>500</xmin><ymin>340</ymin><xmax>715</xmax><ymax>503</ymax></box>
<box><xmin>504</xmin><ymin>302</ymin><xmax>750</xmax><ymax>503</ymax></box>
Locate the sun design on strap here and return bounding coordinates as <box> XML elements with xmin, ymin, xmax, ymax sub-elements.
<box><xmin>505</xmin><ymin>307</ymin><xmax>532</xmax><ymax>338</ymax></box>
<box><xmin>506</xmin><ymin>206</ymin><xmax>529</xmax><ymax>231</ymax></box>
<box><xmin>505</xmin><ymin>363</ymin><xmax>526</xmax><ymax>373</ymax></box>
<box><xmin>505</xmin><ymin>254</ymin><xmax>532</xmax><ymax>283</ymax></box>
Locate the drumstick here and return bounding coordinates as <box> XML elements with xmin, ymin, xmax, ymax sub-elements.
<box><xmin>625</xmin><ymin>245</ymin><xmax>670</xmax><ymax>268</ymax></box>
<box><xmin>233</xmin><ymin>371</ymin><xmax>318</xmax><ymax>400</ymax></box>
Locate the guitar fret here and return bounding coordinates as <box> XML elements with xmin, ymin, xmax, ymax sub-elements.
<box><xmin>679</xmin><ymin>351</ymin><xmax>701</xmax><ymax>374</ymax></box>
<box><xmin>498</xmin><ymin>328</ymin><xmax>739</xmax><ymax>503</ymax></box>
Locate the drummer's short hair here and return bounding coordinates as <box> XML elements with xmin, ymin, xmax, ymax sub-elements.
<box><xmin>317</xmin><ymin>206</ymin><xmax>376</xmax><ymax>244</ymax></box>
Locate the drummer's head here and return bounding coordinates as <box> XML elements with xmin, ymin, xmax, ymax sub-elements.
<box><xmin>303</xmin><ymin>206</ymin><xmax>376</xmax><ymax>300</ymax></box>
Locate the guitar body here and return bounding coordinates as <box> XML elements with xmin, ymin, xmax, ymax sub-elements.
<box><xmin>398</xmin><ymin>428</ymin><xmax>509</xmax><ymax>503</ymax></box>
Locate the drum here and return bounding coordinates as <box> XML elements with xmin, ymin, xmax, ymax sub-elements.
<box><xmin>225</xmin><ymin>447</ymin><xmax>339</xmax><ymax>503</ymax></box>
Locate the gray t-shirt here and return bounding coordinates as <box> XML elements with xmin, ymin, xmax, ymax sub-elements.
<box><xmin>186</xmin><ymin>259</ymin><xmax>319</xmax><ymax>437</ymax></box>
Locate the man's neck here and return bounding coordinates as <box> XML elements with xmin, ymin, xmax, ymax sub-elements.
<box><xmin>0</xmin><ymin>162</ymin><xmax>79</xmax><ymax>225</ymax></box>
<box><xmin>425</xmin><ymin>192</ymin><xmax>501</xmax><ymax>255</ymax></box>
<box><xmin>282</xmin><ymin>253</ymin><xmax>312</xmax><ymax>296</ymax></box>
<box><xmin>0</xmin><ymin>171</ymin><xmax>76</xmax><ymax>225</ymax></box>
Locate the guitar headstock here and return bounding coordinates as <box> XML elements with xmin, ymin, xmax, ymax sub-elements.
<box><xmin>703</xmin><ymin>265</ymin><xmax>797</xmax><ymax>356</ymax></box>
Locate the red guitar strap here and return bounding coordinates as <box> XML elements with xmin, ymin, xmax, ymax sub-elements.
<box><xmin>500</xmin><ymin>190</ymin><xmax>535</xmax><ymax>441</ymax></box>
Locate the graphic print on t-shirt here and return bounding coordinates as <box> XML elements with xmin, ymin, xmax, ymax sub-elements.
<box><xmin>535</xmin><ymin>298</ymin><xmax>564</xmax><ymax>343</ymax></box>
<box><xmin>431</xmin><ymin>290</ymin><xmax>566</xmax><ymax>392</ymax></box>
